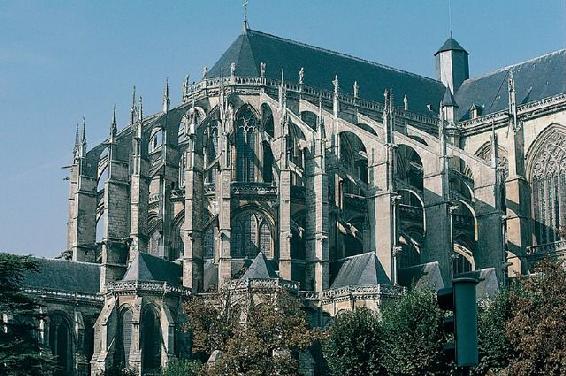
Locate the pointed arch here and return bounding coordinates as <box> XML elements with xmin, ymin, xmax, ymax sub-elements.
<box><xmin>526</xmin><ymin>123</ymin><xmax>566</xmax><ymax>245</ymax></box>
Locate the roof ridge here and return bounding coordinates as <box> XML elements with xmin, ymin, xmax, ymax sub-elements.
<box><xmin>34</xmin><ymin>256</ymin><xmax>100</xmax><ymax>266</ymax></box>
<box><xmin>462</xmin><ymin>48</ymin><xmax>566</xmax><ymax>85</ymax></box>
<box><xmin>246</xmin><ymin>29</ymin><xmax>442</xmax><ymax>85</ymax></box>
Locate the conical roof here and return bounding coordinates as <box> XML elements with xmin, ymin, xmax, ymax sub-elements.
<box><xmin>441</xmin><ymin>86</ymin><xmax>458</xmax><ymax>107</ymax></box>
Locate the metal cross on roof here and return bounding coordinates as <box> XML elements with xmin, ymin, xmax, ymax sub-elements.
<box><xmin>243</xmin><ymin>0</ymin><xmax>249</xmax><ymax>30</ymax></box>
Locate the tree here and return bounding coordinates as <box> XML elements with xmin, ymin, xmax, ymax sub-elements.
<box><xmin>475</xmin><ymin>289</ymin><xmax>513</xmax><ymax>375</ymax></box>
<box><xmin>323</xmin><ymin>308</ymin><xmax>385</xmax><ymax>376</ymax></box>
<box><xmin>380</xmin><ymin>288</ymin><xmax>451</xmax><ymax>375</ymax></box>
<box><xmin>0</xmin><ymin>253</ymin><xmax>58</xmax><ymax>376</ymax></box>
<box><xmin>184</xmin><ymin>288</ymin><xmax>317</xmax><ymax>375</ymax></box>
<box><xmin>161</xmin><ymin>359</ymin><xmax>202</xmax><ymax>376</ymax></box>
<box><xmin>504</xmin><ymin>258</ymin><xmax>566</xmax><ymax>375</ymax></box>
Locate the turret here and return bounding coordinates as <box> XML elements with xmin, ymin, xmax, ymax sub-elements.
<box><xmin>435</xmin><ymin>37</ymin><xmax>469</xmax><ymax>93</ymax></box>
<box><xmin>441</xmin><ymin>86</ymin><xmax>458</xmax><ymax>123</ymax></box>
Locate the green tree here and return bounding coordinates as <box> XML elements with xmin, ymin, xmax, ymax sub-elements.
<box><xmin>475</xmin><ymin>289</ymin><xmax>513</xmax><ymax>375</ymax></box>
<box><xmin>504</xmin><ymin>258</ymin><xmax>566</xmax><ymax>375</ymax></box>
<box><xmin>0</xmin><ymin>253</ymin><xmax>58</xmax><ymax>376</ymax></box>
<box><xmin>381</xmin><ymin>288</ymin><xmax>451</xmax><ymax>375</ymax></box>
<box><xmin>185</xmin><ymin>289</ymin><xmax>317</xmax><ymax>376</ymax></box>
<box><xmin>323</xmin><ymin>308</ymin><xmax>385</xmax><ymax>376</ymax></box>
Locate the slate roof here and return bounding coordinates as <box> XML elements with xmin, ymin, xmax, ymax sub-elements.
<box><xmin>122</xmin><ymin>252</ymin><xmax>182</xmax><ymax>286</ymax></box>
<box><xmin>209</xmin><ymin>29</ymin><xmax>446</xmax><ymax>115</ymax></box>
<box><xmin>331</xmin><ymin>252</ymin><xmax>387</xmax><ymax>288</ymax></box>
<box><xmin>398</xmin><ymin>261</ymin><xmax>444</xmax><ymax>291</ymax></box>
<box><xmin>22</xmin><ymin>257</ymin><xmax>100</xmax><ymax>295</ymax></box>
<box><xmin>455</xmin><ymin>49</ymin><xmax>566</xmax><ymax>121</ymax></box>
<box><xmin>241</xmin><ymin>252</ymin><xmax>278</xmax><ymax>280</ymax></box>
<box><xmin>436</xmin><ymin>38</ymin><xmax>468</xmax><ymax>55</ymax></box>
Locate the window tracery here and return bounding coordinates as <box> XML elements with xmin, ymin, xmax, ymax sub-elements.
<box><xmin>531</xmin><ymin>128</ymin><xmax>566</xmax><ymax>245</ymax></box>
<box><xmin>236</xmin><ymin>108</ymin><xmax>257</xmax><ymax>182</ymax></box>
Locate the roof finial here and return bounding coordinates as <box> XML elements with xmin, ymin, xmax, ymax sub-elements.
<box><xmin>243</xmin><ymin>0</ymin><xmax>249</xmax><ymax>31</ymax></box>
<box><xmin>138</xmin><ymin>96</ymin><xmax>143</xmax><ymax>122</ymax></box>
<box><xmin>183</xmin><ymin>74</ymin><xmax>190</xmax><ymax>101</ymax></box>
<box><xmin>162</xmin><ymin>78</ymin><xmax>170</xmax><ymax>113</ymax></box>
<box><xmin>110</xmin><ymin>105</ymin><xmax>117</xmax><ymax>142</ymax></box>
<box><xmin>130</xmin><ymin>85</ymin><xmax>137</xmax><ymax>124</ymax></box>
<box><xmin>73</xmin><ymin>122</ymin><xmax>80</xmax><ymax>152</ymax></box>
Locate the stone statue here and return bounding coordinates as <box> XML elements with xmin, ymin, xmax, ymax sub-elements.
<box><xmin>299</xmin><ymin>67</ymin><xmax>304</xmax><ymax>85</ymax></box>
<box><xmin>332</xmin><ymin>75</ymin><xmax>339</xmax><ymax>95</ymax></box>
<box><xmin>202</xmin><ymin>66</ymin><xmax>208</xmax><ymax>79</ymax></box>
<box><xmin>260</xmin><ymin>62</ymin><xmax>266</xmax><ymax>78</ymax></box>
<box><xmin>353</xmin><ymin>81</ymin><xmax>359</xmax><ymax>98</ymax></box>
<box><xmin>230</xmin><ymin>62</ymin><xmax>236</xmax><ymax>77</ymax></box>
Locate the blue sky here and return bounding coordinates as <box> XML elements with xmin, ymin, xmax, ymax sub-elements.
<box><xmin>1</xmin><ymin>0</ymin><xmax>565</xmax><ymax>257</ymax></box>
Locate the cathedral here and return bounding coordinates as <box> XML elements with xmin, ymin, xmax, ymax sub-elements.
<box><xmin>16</xmin><ymin>22</ymin><xmax>566</xmax><ymax>375</ymax></box>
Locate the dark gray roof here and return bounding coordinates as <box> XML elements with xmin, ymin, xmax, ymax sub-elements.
<box><xmin>22</xmin><ymin>257</ymin><xmax>100</xmax><ymax>295</ymax></box>
<box><xmin>241</xmin><ymin>252</ymin><xmax>278</xmax><ymax>280</ymax></box>
<box><xmin>398</xmin><ymin>261</ymin><xmax>444</xmax><ymax>291</ymax></box>
<box><xmin>209</xmin><ymin>29</ymin><xmax>445</xmax><ymax>115</ymax></box>
<box><xmin>455</xmin><ymin>49</ymin><xmax>566</xmax><ymax>121</ymax></box>
<box><xmin>436</xmin><ymin>38</ymin><xmax>467</xmax><ymax>55</ymax></box>
<box><xmin>331</xmin><ymin>252</ymin><xmax>388</xmax><ymax>288</ymax></box>
<box><xmin>122</xmin><ymin>252</ymin><xmax>181</xmax><ymax>286</ymax></box>
<box><xmin>442</xmin><ymin>86</ymin><xmax>458</xmax><ymax>107</ymax></box>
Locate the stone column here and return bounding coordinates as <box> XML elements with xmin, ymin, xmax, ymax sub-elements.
<box><xmin>183</xmin><ymin>143</ymin><xmax>204</xmax><ymax>291</ymax></box>
<box><xmin>67</xmin><ymin>159</ymin><xmax>97</xmax><ymax>263</ymax></box>
<box><xmin>130</xmin><ymin>128</ymin><xmax>149</xmax><ymax>257</ymax></box>
<box><xmin>305</xmin><ymin>124</ymin><xmax>329</xmax><ymax>292</ymax></box>
<box><xmin>422</xmin><ymin>171</ymin><xmax>452</xmax><ymax>284</ymax></box>
<box><xmin>100</xmin><ymin>145</ymin><xmax>130</xmax><ymax>291</ymax></box>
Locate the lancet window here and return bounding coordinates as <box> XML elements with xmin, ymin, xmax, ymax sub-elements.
<box><xmin>236</xmin><ymin>107</ymin><xmax>257</xmax><ymax>182</ymax></box>
<box><xmin>231</xmin><ymin>211</ymin><xmax>273</xmax><ymax>258</ymax></box>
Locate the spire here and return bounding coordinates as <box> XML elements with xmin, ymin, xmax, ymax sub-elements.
<box><xmin>162</xmin><ymin>78</ymin><xmax>170</xmax><ymax>113</ymax></box>
<box><xmin>130</xmin><ymin>85</ymin><xmax>137</xmax><ymax>124</ymax></box>
<box><xmin>79</xmin><ymin>116</ymin><xmax>87</xmax><ymax>157</ymax></box>
<box><xmin>136</xmin><ymin>96</ymin><xmax>143</xmax><ymax>139</ymax></box>
<box><xmin>403</xmin><ymin>95</ymin><xmax>408</xmax><ymax>111</ymax></box>
<box><xmin>73</xmin><ymin>122</ymin><xmax>80</xmax><ymax>156</ymax></box>
<box><xmin>316</xmin><ymin>95</ymin><xmax>325</xmax><ymax>140</ymax></box>
<box><xmin>441</xmin><ymin>86</ymin><xmax>458</xmax><ymax>107</ymax></box>
<box><xmin>383</xmin><ymin>89</ymin><xmax>394</xmax><ymax>144</ymax></box>
<box><xmin>490</xmin><ymin>121</ymin><xmax>499</xmax><ymax>170</ymax></box>
<box><xmin>109</xmin><ymin>105</ymin><xmax>117</xmax><ymax>143</ymax></box>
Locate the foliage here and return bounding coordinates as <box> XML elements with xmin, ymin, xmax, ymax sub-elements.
<box><xmin>504</xmin><ymin>258</ymin><xmax>566</xmax><ymax>375</ymax></box>
<box><xmin>184</xmin><ymin>288</ymin><xmax>318</xmax><ymax>376</ymax></box>
<box><xmin>0</xmin><ymin>253</ymin><xmax>58</xmax><ymax>376</ymax></box>
<box><xmin>380</xmin><ymin>288</ymin><xmax>452</xmax><ymax>375</ymax></box>
<box><xmin>323</xmin><ymin>308</ymin><xmax>385</xmax><ymax>376</ymax></box>
<box><xmin>162</xmin><ymin>359</ymin><xmax>202</xmax><ymax>376</ymax></box>
<box><xmin>475</xmin><ymin>289</ymin><xmax>513</xmax><ymax>375</ymax></box>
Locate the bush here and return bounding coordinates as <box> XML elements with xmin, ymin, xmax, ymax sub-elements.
<box><xmin>323</xmin><ymin>308</ymin><xmax>385</xmax><ymax>376</ymax></box>
<box><xmin>380</xmin><ymin>289</ymin><xmax>451</xmax><ymax>375</ymax></box>
<box><xmin>162</xmin><ymin>359</ymin><xmax>202</xmax><ymax>376</ymax></box>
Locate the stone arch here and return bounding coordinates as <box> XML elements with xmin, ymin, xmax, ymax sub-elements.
<box><xmin>300</xmin><ymin>111</ymin><xmax>318</xmax><ymax>130</ymax></box>
<box><xmin>261</xmin><ymin>103</ymin><xmax>275</xmax><ymax>138</ymax></box>
<box><xmin>453</xmin><ymin>236</ymin><xmax>476</xmax><ymax>276</ymax></box>
<box><xmin>450</xmin><ymin>156</ymin><xmax>475</xmax><ymax>202</ymax></box>
<box><xmin>526</xmin><ymin>123</ymin><xmax>566</xmax><ymax>245</ymax></box>
<box><xmin>48</xmin><ymin>311</ymin><xmax>73</xmax><ymax>376</ymax></box>
<box><xmin>396</xmin><ymin>144</ymin><xmax>424</xmax><ymax>191</ymax></box>
<box><xmin>149</xmin><ymin>127</ymin><xmax>164</xmax><ymax>154</ymax></box>
<box><xmin>114</xmin><ymin>305</ymin><xmax>134</xmax><ymax>369</ymax></box>
<box><xmin>475</xmin><ymin>141</ymin><xmax>509</xmax><ymax>180</ymax></box>
<box><xmin>141</xmin><ymin>305</ymin><xmax>162</xmax><ymax>373</ymax></box>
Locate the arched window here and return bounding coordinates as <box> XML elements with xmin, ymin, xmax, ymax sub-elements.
<box><xmin>259</xmin><ymin>220</ymin><xmax>272</xmax><ymax>258</ymax></box>
<box><xmin>149</xmin><ymin>128</ymin><xmax>164</xmax><ymax>153</ymax></box>
<box><xmin>231</xmin><ymin>211</ymin><xmax>272</xmax><ymax>258</ymax></box>
<box><xmin>148</xmin><ymin>230</ymin><xmax>162</xmax><ymax>257</ymax></box>
<box><xmin>49</xmin><ymin>313</ymin><xmax>72</xmax><ymax>376</ymax></box>
<box><xmin>115</xmin><ymin>308</ymin><xmax>133</xmax><ymax>368</ymax></box>
<box><xmin>262</xmin><ymin>142</ymin><xmax>274</xmax><ymax>183</ymax></box>
<box><xmin>141</xmin><ymin>307</ymin><xmax>161</xmax><ymax>372</ymax></box>
<box><xmin>203</xmin><ymin>226</ymin><xmax>215</xmax><ymax>260</ymax></box>
<box><xmin>170</xmin><ymin>224</ymin><xmax>183</xmax><ymax>261</ymax></box>
<box><xmin>530</xmin><ymin>128</ymin><xmax>566</xmax><ymax>245</ymax></box>
<box><xmin>205</xmin><ymin>124</ymin><xmax>218</xmax><ymax>185</ymax></box>
<box><xmin>236</xmin><ymin>107</ymin><xmax>257</xmax><ymax>182</ymax></box>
